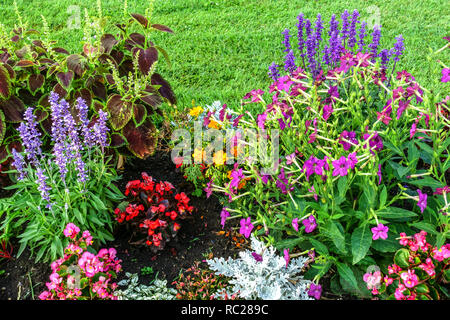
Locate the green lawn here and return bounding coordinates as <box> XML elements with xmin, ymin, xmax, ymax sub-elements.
<box><xmin>1</xmin><ymin>0</ymin><xmax>449</xmax><ymax>109</ymax></box>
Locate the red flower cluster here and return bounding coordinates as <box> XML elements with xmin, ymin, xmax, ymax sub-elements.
<box><xmin>114</xmin><ymin>172</ymin><xmax>195</xmax><ymax>252</ymax></box>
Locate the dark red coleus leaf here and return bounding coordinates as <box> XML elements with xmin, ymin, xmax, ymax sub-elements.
<box><xmin>130</xmin><ymin>13</ymin><xmax>149</xmax><ymax>28</ymax></box>
<box><xmin>91</xmin><ymin>80</ymin><xmax>107</xmax><ymax>102</ymax></box>
<box><xmin>52</xmin><ymin>83</ymin><xmax>68</xmax><ymax>99</ymax></box>
<box><xmin>110</xmin><ymin>49</ymin><xmax>124</xmax><ymax>65</ymax></box>
<box><xmin>0</xmin><ymin>109</ymin><xmax>5</xmax><ymax>143</ymax></box>
<box><xmin>74</xmin><ymin>88</ymin><xmax>92</xmax><ymax>109</ymax></box>
<box><xmin>15</xmin><ymin>47</ymin><xmax>29</xmax><ymax>59</ymax></box>
<box><xmin>140</xmin><ymin>94</ymin><xmax>162</xmax><ymax>108</ymax></box>
<box><xmin>110</xmin><ymin>132</ymin><xmax>128</xmax><ymax>148</ymax></box>
<box><xmin>151</xmin><ymin>24</ymin><xmax>174</xmax><ymax>33</ymax></box>
<box><xmin>53</xmin><ymin>47</ymin><xmax>70</xmax><ymax>55</ymax></box>
<box><xmin>0</xmin><ymin>64</ymin><xmax>12</xmax><ymax>100</ymax></box>
<box><xmin>66</xmin><ymin>54</ymin><xmax>86</xmax><ymax>77</ymax></box>
<box><xmin>34</xmin><ymin>108</ymin><xmax>49</xmax><ymax>123</ymax></box>
<box><xmin>151</xmin><ymin>73</ymin><xmax>176</xmax><ymax>104</ymax></box>
<box><xmin>106</xmin><ymin>94</ymin><xmax>133</xmax><ymax>130</ymax></box>
<box><xmin>40</xmin><ymin>117</ymin><xmax>52</xmax><ymax>136</ymax></box>
<box><xmin>136</xmin><ymin>47</ymin><xmax>158</xmax><ymax>75</ymax></box>
<box><xmin>128</xmin><ymin>33</ymin><xmax>146</xmax><ymax>47</ymax></box>
<box><xmin>0</xmin><ymin>96</ymin><xmax>25</xmax><ymax>123</ymax></box>
<box><xmin>101</xmin><ymin>34</ymin><xmax>118</xmax><ymax>54</ymax></box>
<box><xmin>10</xmin><ymin>35</ymin><xmax>20</xmax><ymax>43</ymax></box>
<box><xmin>56</xmin><ymin>71</ymin><xmax>74</xmax><ymax>89</ymax></box>
<box><xmin>28</xmin><ymin>74</ymin><xmax>45</xmax><ymax>95</ymax></box>
<box><xmin>98</xmin><ymin>53</ymin><xmax>118</xmax><ymax>67</ymax></box>
<box><xmin>38</xmin><ymin>94</ymin><xmax>51</xmax><ymax>109</ymax></box>
<box><xmin>105</xmin><ymin>74</ymin><xmax>115</xmax><ymax>85</ymax></box>
<box><xmin>122</xmin><ymin>118</ymin><xmax>157</xmax><ymax>159</ymax></box>
<box><xmin>133</xmin><ymin>103</ymin><xmax>147</xmax><ymax>127</ymax></box>
<box><xmin>16</xmin><ymin>60</ymin><xmax>34</xmax><ymax>68</ymax></box>
<box><xmin>32</xmin><ymin>40</ymin><xmax>44</xmax><ymax>48</ymax></box>
<box><xmin>0</xmin><ymin>144</ymin><xmax>9</xmax><ymax>163</ymax></box>
<box><xmin>2</xmin><ymin>64</ymin><xmax>15</xmax><ymax>80</ymax></box>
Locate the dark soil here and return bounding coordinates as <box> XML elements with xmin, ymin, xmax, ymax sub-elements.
<box><xmin>110</xmin><ymin>151</ymin><xmax>239</xmax><ymax>287</ymax></box>
<box><xmin>0</xmin><ymin>151</ymin><xmax>239</xmax><ymax>300</ymax></box>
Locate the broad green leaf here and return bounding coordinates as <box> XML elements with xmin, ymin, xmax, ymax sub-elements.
<box><xmin>321</xmin><ymin>221</ymin><xmax>347</xmax><ymax>254</ymax></box>
<box><xmin>336</xmin><ymin>262</ymin><xmax>359</xmax><ymax>293</ymax></box>
<box><xmin>409</xmin><ymin>222</ymin><xmax>438</xmax><ymax>235</ymax></box>
<box><xmin>377</xmin><ymin>207</ymin><xmax>417</xmax><ymax>219</ymax></box>
<box><xmin>351</xmin><ymin>225</ymin><xmax>372</xmax><ymax>264</ymax></box>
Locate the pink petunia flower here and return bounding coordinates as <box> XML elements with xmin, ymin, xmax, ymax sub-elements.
<box><xmin>371</xmin><ymin>223</ymin><xmax>389</xmax><ymax>240</ymax></box>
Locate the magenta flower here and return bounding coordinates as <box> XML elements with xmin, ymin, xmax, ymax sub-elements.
<box><xmin>332</xmin><ymin>156</ymin><xmax>350</xmax><ymax>177</ymax></box>
<box><xmin>292</xmin><ymin>218</ymin><xmax>299</xmax><ymax>232</ymax></box>
<box><xmin>257</xmin><ymin>113</ymin><xmax>267</xmax><ymax>130</ymax></box>
<box><xmin>417</xmin><ymin>189</ymin><xmax>427</xmax><ymax>213</ymax></box>
<box><xmin>410</xmin><ymin>121</ymin><xmax>417</xmax><ymax>139</ymax></box>
<box><xmin>308</xmin><ymin>283</ymin><xmax>322</xmax><ymax>300</ymax></box>
<box><xmin>441</xmin><ymin>68</ymin><xmax>450</xmax><ymax>83</ymax></box>
<box><xmin>233</xmin><ymin>114</ymin><xmax>244</xmax><ymax>127</ymax></box>
<box><xmin>322</xmin><ymin>104</ymin><xmax>333</xmax><ymax>121</ymax></box>
<box><xmin>229</xmin><ymin>168</ymin><xmax>244</xmax><ymax>190</ymax></box>
<box><xmin>239</xmin><ymin>217</ymin><xmax>254</xmax><ymax>238</ymax></box>
<box><xmin>400</xmin><ymin>270</ymin><xmax>418</xmax><ymax>288</ymax></box>
<box><xmin>243</xmin><ymin>89</ymin><xmax>265</xmax><ymax>103</ymax></box>
<box><xmin>204</xmin><ymin>179</ymin><xmax>213</xmax><ymax>198</ymax></box>
<box><xmin>347</xmin><ymin>152</ymin><xmax>358</xmax><ymax>169</ymax></box>
<box><xmin>396</xmin><ymin>99</ymin><xmax>410</xmax><ymax>120</ymax></box>
<box><xmin>220</xmin><ymin>208</ymin><xmax>230</xmax><ymax>229</ymax></box>
<box><xmin>285</xmin><ymin>152</ymin><xmax>296</xmax><ymax>165</ymax></box>
<box><xmin>302</xmin><ymin>215</ymin><xmax>317</xmax><ymax>233</ymax></box>
<box><xmin>338</xmin><ymin>130</ymin><xmax>358</xmax><ymax>150</ymax></box>
<box><xmin>371</xmin><ymin>223</ymin><xmax>389</xmax><ymax>240</ymax></box>
<box><xmin>283</xmin><ymin>248</ymin><xmax>290</xmax><ymax>268</ymax></box>
<box><xmin>377</xmin><ymin>164</ymin><xmax>382</xmax><ymax>185</ymax></box>
<box><xmin>63</xmin><ymin>223</ymin><xmax>81</xmax><ymax>239</ymax></box>
<box><xmin>251</xmin><ymin>252</ymin><xmax>263</xmax><ymax>262</ymax></box>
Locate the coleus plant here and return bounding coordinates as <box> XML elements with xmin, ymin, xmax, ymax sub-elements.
<box><xmin>115</xmin><ymin>172</ymin><xmax>195</xmax><ymax>253</ymax></box>
<box><xmin>0</xmin><ymin>3</ymin><xmax>176</xmax><ymax>167</ymax></box>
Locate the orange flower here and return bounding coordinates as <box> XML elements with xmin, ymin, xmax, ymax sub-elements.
<box><xmin>208</xmin><ymin>120</ymin><xmax>221</xmax><ymax>129</ymax></box>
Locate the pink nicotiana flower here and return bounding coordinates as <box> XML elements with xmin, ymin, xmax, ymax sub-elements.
<box><xmin>441</xmin><ymin>68</ymin><xmax>450</xmax><ymax>83</ymax></box>
<box><xmin>251</xmin><ymin>252</ymin><xmax>263</xmax><ymax>262</ymax></box>
<box><xmin>371</xmin><ymin>223</ymin><xmax>389</xmax><ymax>240</ymax></box>
<box><xmin>283</xmin><ymin>248</ymin><xmax>290</xmax><ymax>268</ymax></box>
<box><xmin>307</xmin><ymin>283</ymin><xmax>322</xmax><ymax>300</ymax></box>
<box><xmin>292</xmin><ymin>218</ymin><xmax>299</xmax><ymax>232</ymax></box>
<box><xmin>332</xmin><ymin>156</ymin><xmax>350</xmax><ymax>177</ymax></box>
<box><xmin>302</xmin><ymin>215</ymin><xmax>317</xmax><ymax>233</ymax></box>
<box><xmin>243</xmin><ymin>89</ymin><xmax>265</xmax><ymax>103</ymax></box>
<box><xmin>239</xmin><ymin>217</ymin><xmax>254</xmax><ymax>238</ymax></box>
<box><xmin>416</xmin><ymin>189</ymin><xmax>427</xmax><ymax>213</ymax></box>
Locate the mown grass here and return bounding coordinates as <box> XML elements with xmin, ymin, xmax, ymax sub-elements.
<box><xmin>1</xmin><ymin>0</ymin><xmax>449</xmax><ymax>109</ymax></box>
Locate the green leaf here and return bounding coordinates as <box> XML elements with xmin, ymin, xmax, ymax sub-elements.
<box><xmin>409</xmin><ymin>222</ymin><xmax>438</xmax><ymax>235</ymax></box>
<box><xmin>407</xmin><ymin>177</ymin><xmax>444</xmax><ymax>189</ymax></box>
<box><xmin>379</xmin><ymin>185</ymin><xmax>387</xmax><ymax>209</ymax></box>
<box><xmin>90</xmin><ymin>193</ymin><xmax>107</xmax><ymax>210</ymax></box>
<box><xmin>73</xmin><ymin>208</ymin><xmax>85</xmax><ymax>225</ymax></box>
<box><xmin>351</xmin><ymin>225</ymin><xmax>372</xmax><ymax>264</ymax></box>
<box><xmin>321</xmin><ymin>221</ymin><xmax>347</xmax><ymax>254</ymax></box>
<box><xmin>309</xmin><ymin>238</ymin><xmax>329</xmax><ymax>255</ymax></box>
<box><xmin>394</xmin><ymin>248</ymin><xmax>410</xmax><ymax>268</ymax></box>
<box><xmin>336</xmin><ymin>262</ymin><xmax>359</xmax><ymax>293</ymax></box>
<box><xmin>377</xmin><ymin>207</ymin><xmax>417</xmax><ymax>219</ymax></box>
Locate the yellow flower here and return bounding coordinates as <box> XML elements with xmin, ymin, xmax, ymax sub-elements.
<box><xmin>208</xmin><ymin>120</ymin><xmax>221</xmax><ymax>129</ymax></box>
<box><xmin>192</xmin><ymin>148</ymin><xmax>204</xmax><ymax>163</ymax></box>
<box><xmin>189</xmin><ymin>106</ymin><xmax>203</xmax><ymax>118</ymax></box>
<box><xmin>213</xmin><ymin>150</ymin><xmax>227</xmax><ymax>166</ymax></box>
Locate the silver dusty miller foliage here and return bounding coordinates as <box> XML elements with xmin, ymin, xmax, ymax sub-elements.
<box><xmin>206</xmin><ymin>235</ymin><xmax>313</xmax><ymax>300</ymax></box>
<box><xmin>115</xmin><ymin>273</ymin><xmax>177</xmax><ymax>300</ymax></box>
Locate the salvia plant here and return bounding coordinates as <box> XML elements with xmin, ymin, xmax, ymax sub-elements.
<box><xmin>114</xmin><ymin>172</ymin><xmax>195</xmax><ymax>252</ymax></box>
<box><xmin>39</xmin><ymin>223</ymin><xmax>122</xmax><ymax>300</ymax></box>
<box><xmin>206</xmin><ymin>235</ymin><xmax>315</xmax><ymax>300</ymax></box>
<box><xmin>178</xmin><ymin>12</ymin><xmax>450</xmax><ymax>298</ymax></box>
<box><xmin>0</xmin><ymin>1</ymin><xmax>175</xmax><ymax>168</ymax></box>
<box><xmin>0</xmin><ymin>92</ymin><xmax>123</xmax><ymax>262</ymax></box>
<box><xmin>115</xmin><ymin>272</ymin><xmax>177</xmax><ymax>300</ymax></box>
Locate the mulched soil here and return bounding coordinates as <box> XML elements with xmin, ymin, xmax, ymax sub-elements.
<box><xmin>0</xmin><ymin>151</ymin><xmax>239</xmax><ymax>300</ymax></box>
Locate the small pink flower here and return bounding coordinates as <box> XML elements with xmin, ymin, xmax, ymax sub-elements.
<box><xmin>371</xmin><ymin>223</ymin><xmax>389</xmax><ymax>240</ymax></box>
<box><xmin>363</xmin><ymin>270</ymin><xmax>382</xmax><ymax>290</ymax></box>
<box><xmin>399</xmin><ymin>232</ymin><xmax>409</xmax><ymax>246</ymax></box>
<box><xmin>400</xmin><ymin>270</ymin><xmax>418</xmax><ymax>288</ymax></box>
<box><xmin>63</xmin><ymin>223</ymin><xmax>80</xmax><ymax>239</ymax></box>
<box><xmin>283</xmin><ymin>248</ymin><xmax>290</xmax><ymax>268</ymax></box>
<box><xmin>292</xmin><ymin>218</ymin><xmax>299</xmax><ymax>232</ymax></box>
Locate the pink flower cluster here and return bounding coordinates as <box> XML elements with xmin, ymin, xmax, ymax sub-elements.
<box><xmin>39</xmin><ymin>223</ymin><xmax>122</xmax><ymax>300</ymax></box>
<box><xmin>366</xmin><ymin>230</ymin><xmax>449</xmax><ymax>300</ymax></box>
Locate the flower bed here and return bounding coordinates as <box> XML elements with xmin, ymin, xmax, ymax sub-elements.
<box><xmin>0</xmin><ymin>3</ymin><xmax>448</xmax><ymax>301</ymax></box>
